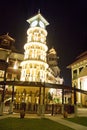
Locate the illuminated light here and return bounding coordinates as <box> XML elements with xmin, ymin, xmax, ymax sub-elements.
<box><xmin>49</xmin><ymin>88</ymin><xmax>56</xmax><ymax>94</ymax></box>
<box><xmin>31</xmin><ymin>20</ymin><xmax>38</xmax><ymax>27</ymax></box>
<box><xmin>21</xmin><ymin>13</ymin><xmax>63</xmax><ymax>85</ymax></box>
<box><xmin>14</xmin><ymin>60</ymin><xmax>18</xmax><ymax>69</ymax></box>
<box><xmin>27</xmin><ymin>33</ymin><xmax>32</xmax><ymax>42</ymax></box>
<box><xmin>27</xmin><ymin>27</ymin><xmax>47</xmax><ymax>36</ymax></box>
<box><xmin>24</xmin><ymin>42</ymin><xmax>48</xmax><ymax>51</ymax></box>
<box><xmin>6</xmin><ymin>57</ymin><xmax>9</xmax><ymax>62</ymax></box>
<box><xmin>41</xmin><ymin>37</ymin><xmax>45</xmax><ymax>43</ymax></box>
<box><xmin>39</xmin><ymin>20</ymin><xmax>45</xmax><ymax>28</ymax></box>
<box><xmin>83</xmin><ymin>77</ymin><xmax>87</xmax><ymax>90</ymax></box>
<box><xmin>20</xmin><ymin>60</ymin><xmax>49</xmax><ymax>68</ymax></box>
<box><xmin>34</xmin><ymin>35</ymin><xmax>38</xmax><ymax>41</ymax></box>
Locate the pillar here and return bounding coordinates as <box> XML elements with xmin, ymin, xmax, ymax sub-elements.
<box><xmin>9</xmin><ymin>80</ymin><xmax>15</xmax><ymax>114</ymax></box>
<box><xmin>74</xmin><ymin>85</ymin><xmax>77</xmax><ymax>117</ymax></box>
<box><xmin>61</xmin><ymin>88</ymin><xmax>64</xmax><ymax>114</ymax></box>
<box><xmin>37</xmin><ymin>83</ymin><xmax>45</xmax><ymax>117</ymax></box>
<box><xmin>0</xmin><ymin>66</ymin><xmax>7</xmax><ymax>115</ymax></box>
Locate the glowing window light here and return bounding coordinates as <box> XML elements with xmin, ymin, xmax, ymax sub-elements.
<box><xmin>28</xmin><ymin>33</ymin><xmax>32</xmax><ymax>42</ymax></box>
<box><xmin>49</xmin><ymin>88</ymin><xmax>56</xmax><ymax>95</ymax></box>
<box><xmin>83</xmin><ymin>77</ymin><xmax>87</xmax><ymax>90</ymax></box>
<box><xmin>34</xmin><ymin>35</ymin><xmax>38</xmax><ymax>41</ymax></box>
<box><xmin>31</xmin><ymin>20</ymin><xmax>38</xmax><ymax>27</ymax></box>
<box><xmin>21</xmin><ymin>60</ymin><xmax>49</xmax><ymax>68</ymax></box>
<box><xmin>6</xmin><ymin>57</ymin><xmax>9</xmax><ymax>62</ymax></box>
<box><xmin>27</xmin><ymin>27</ymin><xmax>47</xmax><ymax>36</ymax></box>
<box><xmin>24</xmin><ymin>42</ymin><xmax>48</xmax><ymax>52</ymax></box>
<box><xmin>14</xmin><ymin>60</ymin><xmax>18</xmax><ymax>69</ymax></box>
<box><xmin>39</xmin><ymin>21</ymin><xmax>45</xmax><ymax>28</ymax></box>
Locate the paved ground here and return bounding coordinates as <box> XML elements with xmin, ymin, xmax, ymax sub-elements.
<box><xmin>46</xmin><ymin>115</ymin><xmax>87</xmax><ymax>130</ymax></box>
<box><xmin>0</xmin><ymin>108</ymin><xmax>87</xmax><ymax>130</ymax></box>
<box><xmin>78</xmin><ymin>107</ymin><xmax>87</xmax><ymax>117</ymax></box>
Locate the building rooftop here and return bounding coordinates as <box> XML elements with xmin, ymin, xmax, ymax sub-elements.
<box><xmin>67</xmin><ymin>51</ymin><xmax>87</xmax><ymax>68</ymax></box>
<box><xmin>0</xmin><ymin>33</ymin><xmax>15</xmax><ymax>42</ymax></box>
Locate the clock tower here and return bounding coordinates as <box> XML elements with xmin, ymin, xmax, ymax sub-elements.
<box><xmin>27</xmin><ymin>10</ymin><xmax>49</xmax><ymax>29</ymax></box>
<box><xmin>20</xmin><ymin>11</ymin><xmax>49</xmax><ymax>82</ymax></box>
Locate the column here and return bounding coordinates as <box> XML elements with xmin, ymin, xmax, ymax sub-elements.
<box><xmin>0</xmin><ymin>65</ymin><xmax>7</xmax><ymax>115</ymax></box>
<box><xmin>9</xmin><ymin>79</ymin><xmax>15</xmax><ymax>114</ymax></box>
<box><xmin>62</xmin><ymin>88</ymin><xmax>64</xmax><ymax>114</ymax></box>
<box><xmin>37</xmin><ymin>83</ymin><xmax>45</xmax><ymax>117</ymax></box>
<box><xmin>74</xmin><ymin>85</ymin><xmax>77</xmax><ymax>117</ymax></box>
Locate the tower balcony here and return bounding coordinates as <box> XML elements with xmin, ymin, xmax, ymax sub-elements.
<box><xmin>20</xmin><ymin>60</ymin><xmax>48</xmax><ymax>68</ymax></box>
<box><xmin>24</xmin><ymin>42</ymin><xmax>48</xmax><ymax>52</ymax></box>
<box><xmin>24</xmin><ymin>57</ymin><xmax>46</xmax><ymax>62</ymax></box>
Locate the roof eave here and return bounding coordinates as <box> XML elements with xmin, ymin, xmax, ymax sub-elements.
<box><xmin>27</xmin><ymin>13</ymin><xmax>49</xmax><ymax>26</ymax></box>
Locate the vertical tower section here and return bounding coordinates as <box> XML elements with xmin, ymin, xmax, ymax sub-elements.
<box><xmin>47</xmin><ymin>47</ymin><xmax>60</xmax><ymax>77</ymax></box>
<box><xmin>20</xmin><ymin>12</ymin><xmax>49</xmax><ymax>82</ymax></box>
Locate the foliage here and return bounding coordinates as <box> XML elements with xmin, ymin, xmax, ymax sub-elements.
<box><xmin>47</xmin><ymin>92</ymin><xmax>52</xmax><ymax>100</ymax></box>
<box><xmin>53</xmin><ymin>98</ymin><xmax>60</xmax><ymax>103</ymax></box>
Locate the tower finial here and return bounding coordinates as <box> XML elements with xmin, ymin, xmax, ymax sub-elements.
<box><xmin>38</xmin><ymin>9</ymin><xmax>40</xmax><ymax>14</ymax></box>
<box><xmin>7</xmin><ymin>32</ymin><xmax>9</xmax><ymax>35</ymax></box>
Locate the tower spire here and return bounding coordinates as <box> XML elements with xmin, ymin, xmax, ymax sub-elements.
<box><xmin>38</xmin><ymin>9</ymin><xmax>40</xmax><ymax>14</ymax></box>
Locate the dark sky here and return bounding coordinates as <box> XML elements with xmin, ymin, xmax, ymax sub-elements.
<box><xmin>0</xmin><ymin>0</ymin><xmax>87</xmax><ymax>86</ymax></box>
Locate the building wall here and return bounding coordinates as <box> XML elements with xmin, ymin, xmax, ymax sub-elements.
<box><xmin>67</xmin><ymin>51</ymin><xmax>87</xmax><ymax>106</ymax></box>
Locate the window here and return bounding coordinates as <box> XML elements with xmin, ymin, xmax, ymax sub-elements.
<box><xmin>79</xmin><ymin>67</ymin><xmax>83</xmax><ymax>73</ymax></box>
<box><xmin>73</xmin><ymin>69</ymin><xmax>77</xmax><ymax>79</ymax></box>
<box><xmin>7</xmin><ymin>73</ymin><xmax>12</xmax><ymax>79</ymax></box>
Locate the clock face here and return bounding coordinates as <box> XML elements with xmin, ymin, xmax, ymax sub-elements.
<box><xmin>31</xmin><ymin>20</ymin><xmax>38</xmax><ymax>27</ymax></box>
<box><xmin>39</xmin><ymin>21</ymin><xmax>45</xmax><ymax>28</ymax></box>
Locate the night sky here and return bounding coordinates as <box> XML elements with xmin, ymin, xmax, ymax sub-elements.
<box><xmin>0</xmin><ymin>0</ymin><xmax>87</xmax><ymax>86</ymax></box>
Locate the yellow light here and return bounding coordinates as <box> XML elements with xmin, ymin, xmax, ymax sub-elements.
<box><xmin>27</xmin><ymin>27</ymin><xmax>47</xmax><ymax>36</ymax></box>
<box><xmin>20</xmin><ymin>60</ymin><xmax>49</xmax><ymax>68</ymax></box>
<box><xmin>31</xmin><ymin>20</ymin><xmax>38</xmax><ymax>27</ymax></box>
<box><xmin>83</xmin><ymin>77</ymin><xmax>87</xmax><ymax>90</ymax></box>
<box><xmin>14</xmin><ymin>60</ymin><xmax>18</xmax><ymax>69</ymax></box>
<box><xmin>49</xmin><ymin>88</ymin><xmax>55</xmax><ymax>94</ymax></box>
<box><xmin>24</xmin><ymin>42</ymin><xmax>48</xmax><ymax>51</ymax></box>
